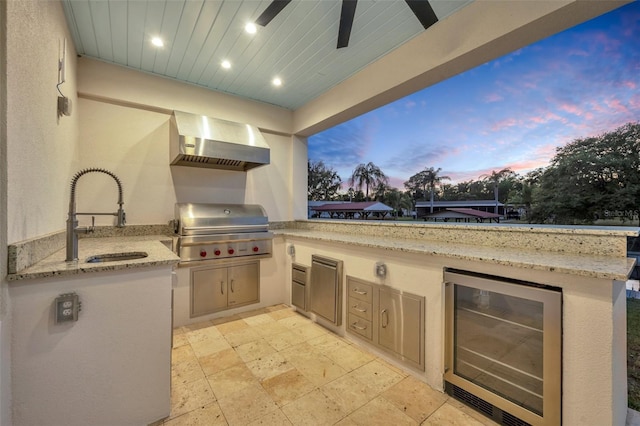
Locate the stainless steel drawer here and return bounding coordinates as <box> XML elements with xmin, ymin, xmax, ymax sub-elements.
<box><xmin>348</xmin><ymin>299</ymin><xmax>372</xmax><ymax>321</ymax></box>
<box><xmin>292</xmin><ymin>267</ymin><xmax>307</xmax><ymax>284</ymax></box>
<box><xmin>348</xmin><ymin>279</ymin><xmax>373</xmax><ymax>303</ymax></box>
<box><xmin>347</xmin><ymin>314</ymin><xmax>372</xmax><ymax>340</ymax></box>
<box><xmin>292</xmin><ymin>281</ymin><xmax>306</xmax><ymax>311</ymax></box>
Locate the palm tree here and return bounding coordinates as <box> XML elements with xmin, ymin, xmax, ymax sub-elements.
<box><xmin>423</xmin><ymin>167</ymin><xmax>450</xmax><ymax>213</ymax></box>
<box><xmin>349</xmin><ymin>162</ymin><xmax>388</xmax><ymax>201</ymax></box>
<box><xmin>384</xmin><ymin>189</ymin><xmax>413</xmax><ymax>218</ymax></box>
<box><xmin>481</xmin><ymin>168</ymin><xmax>513</xmax><ymax>214</ymax></box>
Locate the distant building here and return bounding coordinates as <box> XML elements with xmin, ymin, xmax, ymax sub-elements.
<box><xmin>415</xmin><ymin>200</ymin><xmax>505</xmax><ymax>218</ymax></box>
<box><xmin>308</xmin><ymin>201</ymin><xmax>344</xmax><ymax>218</ymax></box>
<box><xmin>424</xmin><ymin>208</ymin><xmax>502</xmax><ymax>223</ymax></box>
<box><xmin>309</xmin><ymin>201</ymin><xmax>394</xmax><ymax>219</ymax></box>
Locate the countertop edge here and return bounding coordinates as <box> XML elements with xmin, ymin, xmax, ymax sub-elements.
<box><xmin>275</xmin><ymin>229</ymin><xmax>635</xmax><ymax>281</ymax></box>
<box><xmin>7</xmin><ymin>237</ymin><xmax>180</xmax><ymax>282</ymax></box>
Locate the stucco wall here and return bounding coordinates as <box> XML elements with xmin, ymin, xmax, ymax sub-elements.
<box><xmin>0</xmin><ymin>0</ymin><xmax>10</xmax><ymax>424</ymax></box>
<box><xmin>4</xmin><ymin>1</ymin><xmax>81</xmax><ymax>423</ymax></box>
<box><xmin>6</xmin><ymin>0</ymin><xmax>79</xmax><ymax>244</ymax></box>
<box><xmin>9</xmin><ymin>267</ymin><xmax>173</xmax><ymax>425</ymax></box>
<box><xmin>75</xmin><ymin>59</ymin><xmax>304</xmax><ymax>223</ymax></box>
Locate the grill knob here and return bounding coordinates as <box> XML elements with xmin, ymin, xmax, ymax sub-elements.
<box><xmin>200</xmin><ymin>250</ymin><xmax>207</xmax><ymax>257</ymax></box>
<box><xmin>214</xmin><ymin>249</ymin><xmax>221</xmax><ymax>256</ymax></box>
<box><xmin>253</xmin><ymin>246</ymin><xmax>259</xmax><ymax>252</ymax></box>
<box><xmin>228</xmin><ymin>248</ymin><xmax>235</xmax><ymax>255</ymax></box>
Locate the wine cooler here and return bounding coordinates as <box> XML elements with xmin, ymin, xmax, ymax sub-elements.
<box><xmin>444</xmin><ymin>269</ymin><xmax>562</xmax><ymax>426</ymax></box>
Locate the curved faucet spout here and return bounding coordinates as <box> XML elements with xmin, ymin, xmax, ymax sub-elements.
<box><xmin>66</xmin><ymin>168</ymin><xmax>126</xmax><ymax>261</ymax></box>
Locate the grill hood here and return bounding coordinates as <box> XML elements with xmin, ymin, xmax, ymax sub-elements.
<box><xmin>170</xmin><ymin>110</ymin><xmax>270</xmax><ymax>171</ymax></box>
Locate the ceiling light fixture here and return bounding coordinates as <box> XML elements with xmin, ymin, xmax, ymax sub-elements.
<box><xmin>151</xmin><ymin>37</ymin><xmax>164</xmax><ymax>47</ymax></box>
<box><xmin>245</xmin><ymin>22</ymin><xmax>257</xmax><ymax>34</ymax></box>
<box><xmin>221</xmin><ymin>60</ymin><xmax>231</xmax><ymax>69</ymax></box>
<box><xmin>272</xmin><ymin>77</ymin><xmax>282</xmax><ymax>87</ymax></box>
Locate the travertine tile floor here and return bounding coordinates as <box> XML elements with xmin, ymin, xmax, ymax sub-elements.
<box><xmin>161</xmin><ymin>304</ymin><xmax>499</xmax><ymax>426</ymax></box>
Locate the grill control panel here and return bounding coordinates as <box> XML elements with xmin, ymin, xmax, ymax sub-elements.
<box><xmin>181</xmin><ymin>239</ymin><xmax>272</xmax><ymax>262</ymax></box>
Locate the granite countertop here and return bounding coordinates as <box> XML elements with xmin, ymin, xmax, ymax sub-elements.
<box><xmin>7</xmin><ymin>235</ymin><xmax>180</xmax><ymax>281</ymax></box>
<box><xmin>274</xmin><ymin>228</ymin><xmax>636</xmax><ymax>280</ymax></box>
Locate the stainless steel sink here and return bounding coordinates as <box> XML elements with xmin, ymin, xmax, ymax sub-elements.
<box><xmin>86</xmin><ymin>252</ymin><xmax>148</xmax><ymax>263</ymax></box>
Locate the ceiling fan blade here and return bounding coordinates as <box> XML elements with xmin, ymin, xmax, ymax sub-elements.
<box><xmin>255</xmin><ymin>0</ymin><xmax>292</xmax><ymax>27</ymax></box>
<box><xmin>337</xmin><ymin>0</ymin><xmax>358</xmax><ymax>49</ymax></box>
<box><xmin>404</xmin><ymin>0</ymin><xmax>438</xmax><ymax>29</ymax></box>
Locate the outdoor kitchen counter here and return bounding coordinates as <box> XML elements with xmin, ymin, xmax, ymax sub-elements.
<box><xmin>7</xmin><ymin>235</ymin><xmax>179</xmax><ymax>281</ymax></box>
<box><xmin>275</xmin><ymin>228</ymin><xmax>637</xmax><ymax>281</ymax></box>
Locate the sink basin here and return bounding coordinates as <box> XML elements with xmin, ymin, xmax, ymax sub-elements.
<box><xmin>86</xmin><ymin>252</ymin><xmax>148</xmax><ymax>263</ymax></box>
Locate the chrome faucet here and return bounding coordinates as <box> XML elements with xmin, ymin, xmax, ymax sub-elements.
<box><xmin>66</xmin><ymin>168</ymin><xmax>126</xmax><ymax>261</ymax></box>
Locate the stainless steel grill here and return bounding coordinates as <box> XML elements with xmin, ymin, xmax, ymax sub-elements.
<box><xmin>173</xmin><ymin>203</ymin><xmax>273</xmax><ymax>263</ymax></box>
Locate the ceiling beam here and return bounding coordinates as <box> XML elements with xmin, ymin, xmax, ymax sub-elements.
<box><xmin>293</xmin><ymin>0</ymin><xmax>631</xmax><ymax>137</ymax></box>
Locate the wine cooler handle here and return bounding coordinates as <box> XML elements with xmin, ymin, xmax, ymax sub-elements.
<box><xmin>381</xmin><ymin>309</ymin><xmax>388</xmax><ymax>328</ymax></box>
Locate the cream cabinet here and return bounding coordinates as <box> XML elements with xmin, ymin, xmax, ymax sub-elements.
<box><xmin>346</xmin><ymin>276</ymin><xmax>425</xmax><ymax>370</ymax></box>
<box><xmin>191</xmin><ymin>261</ymin><xmax>260</xmax><ymax>317</ymax></box>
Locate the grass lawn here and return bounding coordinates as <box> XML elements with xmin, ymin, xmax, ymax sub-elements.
<box><xmin>628</xmin><ymin>298</ymin><xmax>640</xmax><ymax>409</ymax></box>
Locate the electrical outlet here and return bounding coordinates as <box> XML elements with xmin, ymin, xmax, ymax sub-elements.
<box><xmin>55</xmin><ymin>292</ymin><xmax>80</xmax><ymax>324</ymax></box>
<box><xmin>375</xmin><ymin>262</ymin><xmax>387</xmax><ymax>278</ymax></box>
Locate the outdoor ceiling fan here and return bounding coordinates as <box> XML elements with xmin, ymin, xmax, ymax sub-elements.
<box><xmin>255</xmin><ymin>0</ymin><xmax>439</xmax><ymax>49</ymax></box>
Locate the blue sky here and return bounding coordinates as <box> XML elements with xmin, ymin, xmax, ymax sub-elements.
<box><xmin>308</xmin><ymin>1</ymin><xmax>640</xmax><ymax>189</ymax></box>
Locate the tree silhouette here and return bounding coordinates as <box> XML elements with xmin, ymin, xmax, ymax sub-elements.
<box><xmin>349</xmin><ymin>162</ymin><xmax>388</xmax><ymax>201</ymax></box>
<box><xmin>481</xmin><ymin>168</ymin><xmax>513</xmax><ymax>214</ymax></box>
<box><xmin>307</xmin><ymin>160</ymin><xmax>342</xmax><ymax>201</ymax></box>
<box><xmin>404</xmin><ymin>167</ymin><xmax>450</xmax><ymax>213</ymax></box>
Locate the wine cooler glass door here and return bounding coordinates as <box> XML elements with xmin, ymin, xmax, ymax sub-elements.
<box><xmin>444</xmin><ymin>271</ymin><xmax>561</xmax><ymax>426</ymax></box>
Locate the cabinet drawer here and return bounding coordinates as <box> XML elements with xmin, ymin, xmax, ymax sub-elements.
<box><xmin>292</xmin><ymin>281</ymin><xmax>306</xmax><ymax>311</ymax></box>
<box><xmin>292</xmin><ymin>267</ymin><xmax>307</xmax><ymax>284</ymax></box>
<box><xmin>347</xmin><ymin>314</ymin><xmax>373</xmax><ymax>340</ymax></box>
<box><xmin>348</xmin><ymin>299</ymin><xmax>372</xmax><ymax>321</ymax></box>
<box><xmin>348</xmin><ymin>279</ymin><xmax>373</xmax><ymax>303</ymax></box>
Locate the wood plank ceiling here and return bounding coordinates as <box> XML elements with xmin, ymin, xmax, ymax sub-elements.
<box><xmin>61</xmin><ymin>0</ymin><xmax>472</xmax><ymax>110</ymax></box>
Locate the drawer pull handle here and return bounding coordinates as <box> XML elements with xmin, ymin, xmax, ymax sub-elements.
<box><xmin>353</xmin><ymin>305</ymin><xmax>367</xmax><ymax>313</ymax></box>
<box><xmin>353</xmin><ymin>288</ymin><xmax>367</xmax><ymax>295</ymax></box>
<box><xmin>230</xmin><ymin>279</ymin><xmax>235</xmax><ymax>292</ymax></box>
<box><xmin>381</xmin><ymin>309</ymin><xmax>389</xmax><ymax>328</ymax></box>
<box><xmin>220</xmin><ymin>281</ymin><xmax>224</xmax><ymax>294</ymax></box>
<box><xmin>350</xmin><ymin>322</ymin><xmax>367</xmax><ymax>331</ymax></box>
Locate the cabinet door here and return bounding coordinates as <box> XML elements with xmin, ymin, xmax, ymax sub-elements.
<box><xmin>228</xmin><ymin>262</ymin><xmax>260</xmax><ymax>307</ymax></box>
<box><xmin>378</xmin><ymin>287</ymin><xmax>424</xmax><ymax>367</ymax></box>
<box><xmin>191</xmin><ymin>267</ymin><xmax>228</xmax><ymax>317</ymax></box>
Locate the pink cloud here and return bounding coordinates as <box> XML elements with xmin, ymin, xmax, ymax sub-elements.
<box><xmin>388</xmin><ymin>176</ymin><xmax>406</xmax><ymax>189</ymax></box>
<box><xmin>623</xmin><ymin>81</ymin><xmax>637</xmax><ymax>90</ymax></box>
<box><xmin>484</xmin><ymin>93</ymin><xmax>503</xmax><ymax>103</ymax></box>
<box><xmin>605</xmin><ymin>98</ymin><xmax>629</xmax><ymax>114</ymax></box>
<box><xmin>559</xmin><ymin>103</ymin><xmax>584</xmax><ymax>116</ymax></box>
<box><xmin>490</xmin><ymin>118</ymin><xmax>518</xmax><ymax>132</ymax></box>
<box><xmin>528</xmin><ymin>111</ymin><xmax>565</xmax><ymax>125</ymax></box>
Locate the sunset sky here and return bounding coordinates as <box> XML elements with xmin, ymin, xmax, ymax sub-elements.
<box><xmin>308</xmin><ymin>1</ymin><xmax>640</xmax><ymax>189</ymax></box>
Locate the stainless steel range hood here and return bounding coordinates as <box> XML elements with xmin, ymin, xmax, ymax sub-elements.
<box><xmin>170</xmin><ymin>110</ymin><xmax>270</xmax><ymax>171</ymax></box>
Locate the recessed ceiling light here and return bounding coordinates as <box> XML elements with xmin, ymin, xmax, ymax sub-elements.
<box><xmin>245</xmin><ymin>23</ymin><xmax>257</xmax><ymax>34</ymax></box>
<box><xmin>221</xmin><ymin>60</ymin><xmax>231</xmax><ymax>69</ymax></box>
<box><xmin>151</xmin><ymin>37</ymin><xmax>164</xmax><ymax>47</ymax></box>
<box><xmin>272</xmin><ymin>77</ymin><xmax>282</xmax><ymax>87</ymax></box>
